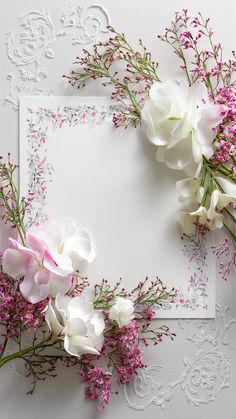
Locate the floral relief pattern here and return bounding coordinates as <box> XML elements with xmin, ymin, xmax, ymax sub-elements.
<box><xmin>124</xmin><ymin>304</ymin><xmax>235</xmax><ymax>410</ymax></box>
<box><xmin>5</xmin><ymin>5</ymin><xmax>111</xmax><ymax>110</ymax></box>
<box><xmin>60</xmin><ymin>4</ymin><xmax>110</xmax><ymax>44</ymax></box>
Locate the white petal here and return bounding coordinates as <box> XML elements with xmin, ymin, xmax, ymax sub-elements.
<box><xmin>55</xmin><ymin>294</ymin><xmax>71</xmax><ymax>322</ymax></box>
<box><xmin>49</xmin><ymin>250</ymin><xmax>74</xmax><ymax>274</ymax></box>
<box><xmin>217</xmin><ymin>194</ymin><xmax>235</xmax><ymax>211</ymax></box>
<box><xmin>48</xmin><ymin>274</ymin><xmax>72</xmax><ymax>297</ymax></box>
<box><xmin>156</xmin><ymin>136</ymin><xmax>193</xmax><ymax>171</ymax></box>
<box><xmin>64</xmin><ymin>335</ymin><xmax>80</xmax><ymax>357</ymax></box>
<box><xmin>44</xmin><ymin>299</ymin><xmax>63</xmax><ymax>337</ymax></box>
<box><xmin>2</xmin><ymin>248</ymin><xmax>29</xmax><ymax>278</ymax></box>
<box><xmin>190</xmin><ymin>206</ymin><xmax>208</xmax><ymax>224</ymax></box>
<box><xmin>192</xmin><ymin>131</ymin><xmax>204</xmax><ymax>163</ymax></box>
<box><xmin>90</xmin><ymin>312</ymin><xmax>105</xmax><ymax>336</ymax></box>
<box><xmin>20</xmin><ymin>275</ymin><xmax>49</xmax><ymax>304</ymax></box>
<box><xmin>210</xmin><ymin>213</ymin><xmax>223</xmax><ymax>230</ymax></box>
<box><xmin>178</xmin><ymin>212</ymin><xmax>197</xmax><ymax>235</ymax></box>
<box><xmin>207</xmin><ymin>190</ymin><xmax>220</xmax><ymax>220</ymax></box>
<box><xmin>215</xmin><ymin>177</ymin><xmax>236</xmax><ymax>200</ymax></box>
<box><xmin>64</xmin><ymin>335</ymin><xmax>100</xmax><ymax>357</ymax></box>
<box><xmin>68</xmin><ymin>295</ymin><xmax>94</xmax><ymax>321</ymax></box>
<box><xmin>141</xmin><ymin>101</ymin><xmax>167</xmax><ymax>145</ymax></box>
<box><xmin>66</xmin><ymin>318</ymin><xmax>87</xmax><ymax>336</ymax></box>
<box><xmin>194</xmin><ymin>103</ymin><xmax>225</xmax><ymax>147</ymax></box>
<box><xmin>176</xmin><ymin>178</ymin><xmax>198</xmax><ymax>202</ymax></box>
<box><xmin>187</xmin><ymin>82</ymin><xmax>209</xmax><ymax>109</ymax></box>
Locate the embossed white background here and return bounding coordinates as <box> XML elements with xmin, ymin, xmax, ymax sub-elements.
<box><xmin>0</xmin><ymin>0</ymin><xmax>235</xmax><ymax>418</ymax></box>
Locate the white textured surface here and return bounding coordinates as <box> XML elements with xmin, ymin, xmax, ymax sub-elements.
<box><xmin>0</xmin><ymin>0</ymin><xmax>236</xmax><ymax>418</ymax></box>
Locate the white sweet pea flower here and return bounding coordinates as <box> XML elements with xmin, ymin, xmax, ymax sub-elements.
<box><xmin>45</xmin><ymin>293</ymin><xmax>105</xmax><ymax>357</ymax></box>
<box><xmin>179</xmin><ymin>189</ymin><xmax>235</xmax><ymax>234</ymax></box>
<box><xmin>207</xmin><ymin>189</ymin><xmax>235</xmax><ymax>229</ymax></box>
<box><xmin>109</xmin><ymin>297</ymin><xmax>134</xmax><ymax>328</ymax></box>
<box><xmin>176</xmin><ymin>178</ymin><xmax>204</xmax><ymax>204</ymax></box>
<box><xmin>2</xmin><ymin>220</ymin><xmax>96</xmax><ymax>304</ymax></box>
<box><xmin>141</xmin><ymin>79</ymin><xmax>225</xmax><ymax>176</ymax></box>
<box><xmin>30</xmin><ymin>220</ymin><xmax>96</xmax><ymax>276</ymax></box>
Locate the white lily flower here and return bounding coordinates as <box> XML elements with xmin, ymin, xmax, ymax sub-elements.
<box><xmin>109</xmin><ymin>297</ymin><xmax>134</xmax><ymax>328</ymax></box>
<box><xmin>176</xmin><ymin>178</ymin><xmax>204</xmax><ymax>204</ymax></box>
<box><xmin>141</xmin><ymin>79</ymin><xmax>224</xmax><ymax>176</ymax></box>
<box><xmin>44</xmin><ymin>293</ymin><xmax>105</xmax><ymax>357</ymax></box>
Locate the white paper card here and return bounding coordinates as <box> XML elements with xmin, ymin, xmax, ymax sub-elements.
<box><xmin>19</xmin><ymin>96</ymin><xmax>215</xmax><ymax>318</ymax></box>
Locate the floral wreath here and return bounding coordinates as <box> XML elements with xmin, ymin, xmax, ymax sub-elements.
<box><xmin>0</xmin><ymin>9</ymin><xmax>235</xmax><ymax>412</ymax></box>
<box><xmin>65</xmin><ymin>10</ymin><xmax>236</xmax><ymax>247</ymax></box>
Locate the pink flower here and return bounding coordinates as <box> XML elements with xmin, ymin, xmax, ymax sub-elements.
<box><xmin>2</xmin><ymin>236</ymin><xmax>72</xmax><ymax>304</ymax></box>
<box><xmin>2</xmin><ymin>221</ymin><xmax>95</xmax><ymax>304</ymax></box>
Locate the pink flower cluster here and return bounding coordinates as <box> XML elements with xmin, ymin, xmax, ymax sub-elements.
<box><xmin>77</xmin><ymin>319</ymin><xmax>147</xmax><ymax>410</ymax></box>
<box><xmin>112</xmin><ymin>320</ymin><xmax>146</xmax><ymax>384</ymax></box>
<box><xmin>0</xmin><ymin>268</ymin><xmax>47</xmax><ymax>342</ymax></box>
<box><xmin>80</xmin><ymin>361</ymin><xmax>112</xmax><ymax>411</ymax></box>
<box><xmin>212</xmin><ymin>87</ymin><xmax>236</xmax><ymax>166</ymax></box>
<box><xmin>159</xmin><ymin>9</ymin><xmax>236</xmax><ymax>91</ymax></box>
<box><xmin>73</xmin><ymin>305</ymin><xmax>161</xmax><ymax>411</ymax></box>
<box><xmin>212</xmin><ymin>238</ymin><xmax>236</xmax><ymax>281</ymax></box>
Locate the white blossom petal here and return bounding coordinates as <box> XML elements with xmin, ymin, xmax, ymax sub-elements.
<box><xmin>215</xmin><ymin>177</ymin><xmax>236</xmax><ymax>200</ymax></box>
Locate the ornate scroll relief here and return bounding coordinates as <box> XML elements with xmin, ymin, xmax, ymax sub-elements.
<box><xmin>60</xmin><ymin>4</ymin><xmax>110</xmax><ymax>44</ymax></box>
<box><xmin>124</xmin><ymin>304</ymin><xmax>235</xmax><ymax>410</ymax></box>
<box><xmin>5</xmin><ymin>5</ymin><xmax>111</xmax><ymax>110</ymax></box>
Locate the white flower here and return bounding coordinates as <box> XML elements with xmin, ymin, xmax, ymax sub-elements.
<box><xmin>2</xmin><ymin>220</ymin><xmax>95</xmax><ymax>304</ymax></box>
<box><xmin>29</xmin><ymin>220</ymin><xmax>96</xmax><ymax>276</ymax></box>
<box><xmin>190</xmin><ymin>206</ymin><xmax>208</xmax><ymax>224</ymax></box>
<box><xmin>206</xmin><ymin>189</ymin><xmax>235</xmax><ymax>229</ymax></box>
<box><xmin>179</xmin><ymin>208</ymin><xmax>207</xmax><ymax>235</ymax></box>
<box><xmin>141</xmin><ymin>79</ymin><xmax>224</xmax><ymax>176</ymax></box>
<box><xmin>176</xmin><ymin>178</ymin><xmax>204</xmax><ymax>204</ymax></box>
<box><xmin>109</xmin><ymin>297</ymin><xmax>134</xmax><ymax>328</ymax></box>
<box><xmin>179</xmin><ymin>189</ymin><xmax>235</xmax><ymax>234</ymax></box>
<box><xmin>45</xmin><ymin>293</ymin><xmax>105</xmax><ymax>357</ymax></box>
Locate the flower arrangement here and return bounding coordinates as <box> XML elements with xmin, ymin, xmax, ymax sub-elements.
<box><xmin>0</xmin><ymin>156</ymin><xmax>176</xmax><ymax>411</ymax></box>
<box><xmin>64</xmin><ymin>9</ymin><xmax>236</xmax><ymax>250</ymax></box>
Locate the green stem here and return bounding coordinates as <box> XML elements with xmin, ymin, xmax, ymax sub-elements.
<box><xmin>223</xmin><ymin>208</ymin><xmax>236</xmax><ymax>224</ymax></box>
<box><xmin>0</xmin><ymin>339</ymin><xmax>62</xmax><ymax>369</ymax></box>
<box><xmin>0</xmin><ymin>337</ymin><xmax>8</xmax><ymax>359</ymax></box>
<box><xmin>223</xmin><ymin>221</ymin><xmax>236</xmax><ymax>242</ymax></box>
